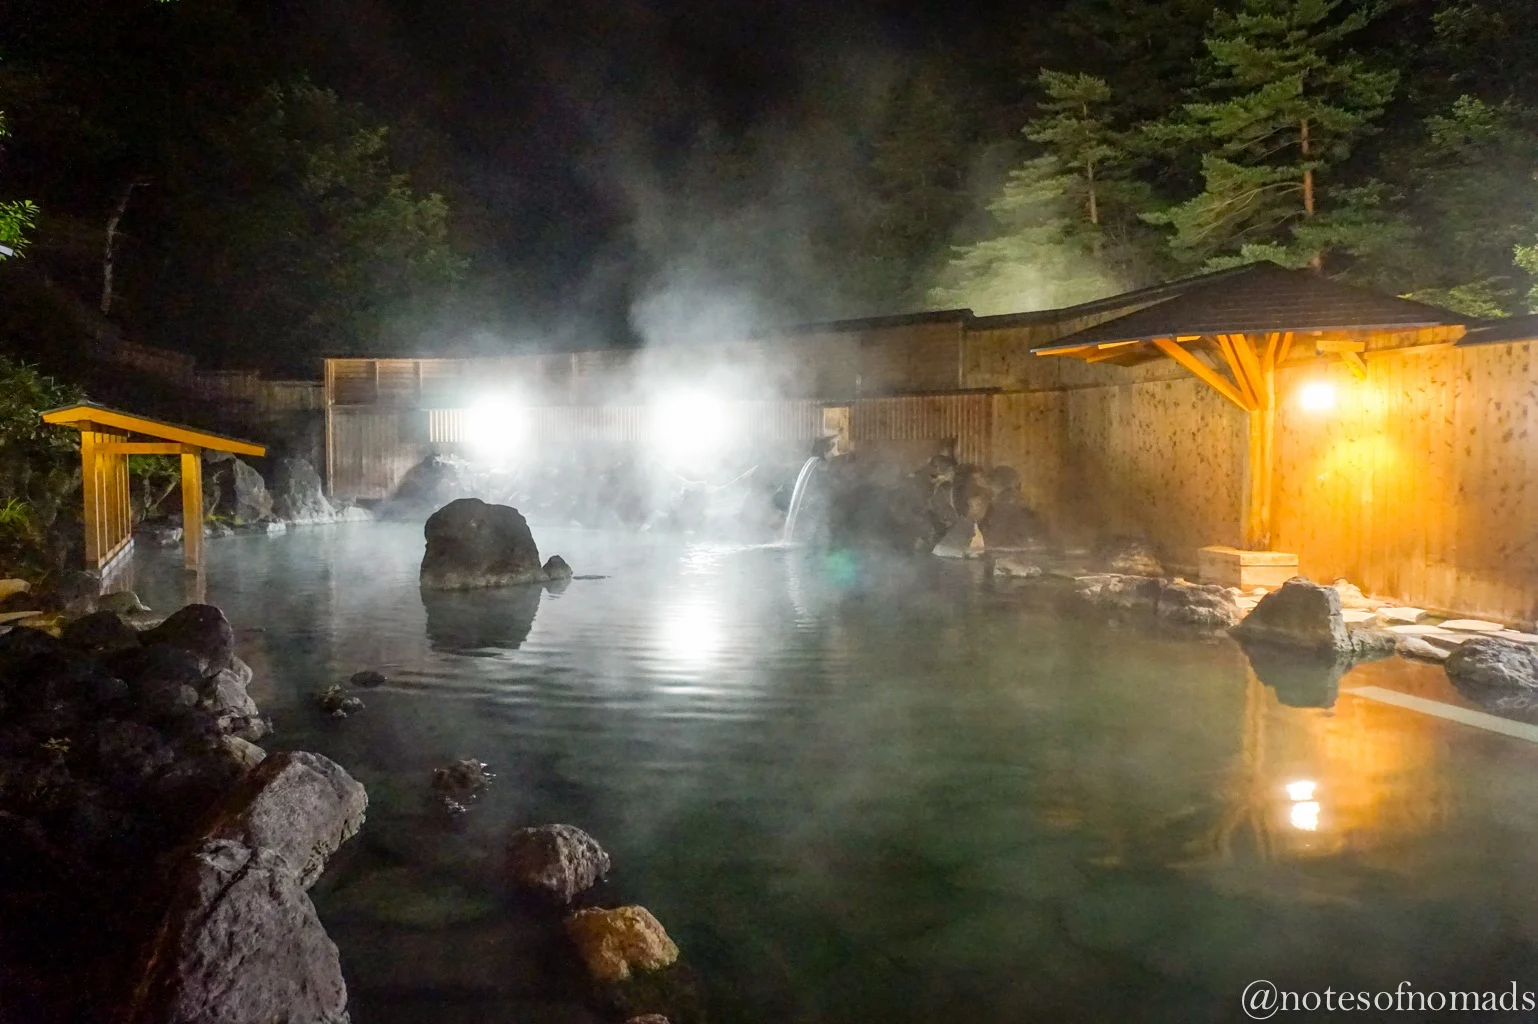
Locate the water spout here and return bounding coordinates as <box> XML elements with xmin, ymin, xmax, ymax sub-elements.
<box><xmin>782</xmin><ymin>456</ymin><xmax>823</xmax><ymax>544</ymax></box>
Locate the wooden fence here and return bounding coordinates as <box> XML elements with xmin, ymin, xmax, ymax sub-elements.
<box><xmin>323</xmin><ymin>328</ymin><xmax>1538</xmax><ymax>623</ymax></box>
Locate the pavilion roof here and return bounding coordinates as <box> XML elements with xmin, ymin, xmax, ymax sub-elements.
<box><xmin>1034</xmin><ymin>262</ymin><xmax>1464</xmax><ymax>354</ymax></box>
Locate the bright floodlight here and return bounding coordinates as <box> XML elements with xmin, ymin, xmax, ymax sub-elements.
<box><xmin>464</xmin><ymin>396</ymin><xmax>525</xmax><ymax>458</ymax></box>
<box><xmin>1284</xmin><ymin>779</ymin><xmax>1316</xmax><ymax>802</ymax></box>
<box><xmin>653</xmin><ymin>391</ymin><xmax>729</xmax><ymax>460</ymax></box>
<box><xmin>1298</xmin><ymin>381</ymin><xmax>1337</xmax><ymax>414</ymax></box>
<box><xmin>1289</xmin><ymin>800</ymin><xmax>1321</xmax><ymax>832</ymax></box>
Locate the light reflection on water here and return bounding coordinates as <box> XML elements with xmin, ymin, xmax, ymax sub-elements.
<box><xmin>128</xmin><ymin>524</ymin><xmax>1538</xmax><ymax>1023</ymax></box>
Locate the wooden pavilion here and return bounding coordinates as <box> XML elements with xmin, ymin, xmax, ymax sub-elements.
<box><xmin>41</xmin><ymin>403</ymin><xmax>266</xmax><ymax>573</ymax></box>
<box><xmin>1033</xmin><ymin>263</ymin><xmax>1467</xmax><ymax>565</ymax></box>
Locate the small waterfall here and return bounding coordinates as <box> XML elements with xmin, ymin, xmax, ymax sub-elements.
<box><xmin>782</xmin><ymin>456</ymin><xmax>823</xmax><ymax>543</ymax></box>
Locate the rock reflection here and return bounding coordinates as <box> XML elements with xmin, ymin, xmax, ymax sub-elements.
<box><xmin>421</xmin><ymin>584</ymin><xmax>543</xmax><ymax>655</ymax></box>
<box><xmin>1238</xmin><ymin>639</ymin><xmax>1349</xmax><ymax>709</ymax></box>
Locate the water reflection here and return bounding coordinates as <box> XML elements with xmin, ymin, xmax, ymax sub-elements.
<box><xmin>1238</xmin><ymin>639</ymin><xmax>1348</xmax><ymax>708</ymax></box>
<box><xmin>420</xmin><ymin>584</ymin><xmax>543</xmax><ymax>655</ymax></box>
<box><xmin>120</xmin><ymin>526</ymin><xmax>1532</xmax><ymax>1022</ymax></box>
<box><xmin>656</xmin><ymin>601</ymin><xmax>724</xmax><ymax>674</ymax></box>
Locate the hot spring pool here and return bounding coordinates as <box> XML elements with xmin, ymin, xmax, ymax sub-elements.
<box><xmin>129</xmin><ymin>522</ymin><xmax>1538</xmax><ymax>1023</ymax></box>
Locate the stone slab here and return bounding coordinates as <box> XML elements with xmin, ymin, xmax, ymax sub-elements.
<box><xmin>1438</xmin><ymin>619</ymin><xmax>1506</xmax><ymax>633</ymax></box>
<box><xmin>1377</xmin><ymin>606</ymin><xmax>1427</xmax><ymax>625</ymax></box>
<box><xmin>1342</xmin><ymin>608</ymin><xmax>1377</xmax><ymax>624</ymax></box>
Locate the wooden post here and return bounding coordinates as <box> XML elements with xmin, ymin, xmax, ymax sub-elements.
<box><xmin>1243</xmin><ymin>339</ymin><xmax>1278</xmax><ymax>551</ymax></box>
<box><xmin>80</xmin><ymin>430</ymin><xmax>102</xmax><ymax>569</ymax></box>
<box><xmin>181</xmin><ymin>449</ymin><xmax>203</xmax><ymax>570</ymax></box>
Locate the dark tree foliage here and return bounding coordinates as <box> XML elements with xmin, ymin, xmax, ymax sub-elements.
<box><xmin>149</xmin><ymin>81</ymin><xmax>465</xmax><ymax>370</ymax></box>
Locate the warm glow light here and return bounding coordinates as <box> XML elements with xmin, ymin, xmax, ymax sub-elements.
<box><xmin>1284</xmin><ymin>779</ymin><xmax>1317</xmax><ymax>802</ymax></box>
<box><xmin>652</xmin><ymin>391</ymin><xmax>730</xmax><ymax>460</ymax></box>
<box><xmin>1298</xmin><ymin>380</ymin><xmax>1337</xmax><ymax>414</ymax></box>
<box><xmin>465</xmin><ymin>396</ymin><xmax>526</xmax><ymax>458</ymax></box>
<box><xmin>1289</xmin><ymin>800</ymin><xmax>1321</xmax><ymax>832</ymax></box>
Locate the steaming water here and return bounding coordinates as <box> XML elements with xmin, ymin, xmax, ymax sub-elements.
<box><xmin>130</xmin><ymin>524</ymin><xmax>1538</xmax><ymax>1023</ymax></box>
<box><xmin>781</xmin><ymin>456</ymin><xmax>822</xmax><ymax>543</ymax></box>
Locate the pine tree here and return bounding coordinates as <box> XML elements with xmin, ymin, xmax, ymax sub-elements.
<box><xmin>929</xmin><ymin>71</ymin><xmax>1158</xmax><ymax>313</ymax></box>
<box><xmin>1147</xmin><ymin>0</ymin><xmax>1399</xmax><ymax>272</ymax></box>
<box><xmin>1398</xmin><ymin>96</ymin><xmax>1538</xmax><ymax>316</ymax></box>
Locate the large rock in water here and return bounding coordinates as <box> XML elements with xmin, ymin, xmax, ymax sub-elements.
<box><xmin>272</xmin><ymin>457</ymin><xmax>335</xmax><ymax>523</ymax></box>
<box><xmin>205</xmin><ymin>453</ymin><xmax>272</xmax><ymax>523</ymax></box>
<box><xmin>212</xmin><ymin>750</ymin><xmax>368</xmax><ymax>888</ymax></box>
<box><xmin>421</xmin><ymin>498</ymin><xmax>551</xmax><ymax>589</ymax></box>
<box><xmin>564</xmin><ymin>906</ymin><xmax>680</xmax><ymax>983</ymax></box>
<box><xmin>506</xmin><ymin>823</ymin><xmax>611</xmax><ymax>902</ymax></box>
<box><xmin>127</xmin><ymin>841</ymin><xmax>351</xmax><ymax>1024</ymax></box>
<box><xmin>1445</xmin><ymin>637</ymin><xmax>1538</xmax><ymax>696</ymax></box>
<box><xmin>127</xmin><ymin>751</ymin><xmax>365</xmax><ymax>1024</ymax></box>
<box><xmin>1232</xmin><ymin>577</ymin><xmax>1350</xmax><ymax>655</ymax></box>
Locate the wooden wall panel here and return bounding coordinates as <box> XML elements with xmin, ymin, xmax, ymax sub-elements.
<box><xmin>1273</xmin><ymin>343</ymin><xmax>1538</xmax><ymax>623</ymax></box>
<box><xmin>1057</xmin><ymin>378</ymin><xmax>1246</xmax><ymax>566</ymax></box>
<box><xmin>989</xmin><ymin>393</ymin><xmax>1065</xmax><ymax>529</ymax></box>
<box><xmin>328</xmin><ymin>409</ymin><xmax>427</xmax><ymax>500</ymax></box>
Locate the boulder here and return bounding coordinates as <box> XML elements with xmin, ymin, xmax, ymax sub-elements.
<box><xmin>140</xmin><ymin>523</ymin><xmax>184</xmax><ymax>548</ymax></box>
<box><xmin>1347</xmin><ymin>626</ymin><xmax>1400</xmax><ymax>659</ymax></box>
<box><xmin>55</xmin><ymin>569</ymin><xmax>103</xmax><ymax>617</ymax></box>
<box><xmin>1396</xmin><ymin>636</ymin><xmax>1449</xmax><ymax>662</ymax></box>
<box><xmin>1096</xmin><ymin>537</ymin><xmax>1163</xmax><ymax>577</ymax></box>
<box><xmin>421</xmin><ymin>498</ymin><xmax>549</xmax><ymax>590</ymax></box>
<box><xmin>126</xmin><ymin>840</ymin><xmax>350</xmax><ymax>1024</ymax></box>
<box><xmin>60</xmin><ymin>610</ymin><xmax>141</xmax><ymax>656</ymax></box>
<box><xmin>201</xmin><ymin>656</ymin><xmax>268</xmax><ymax>740</ymax></box>
<box><xmin>507</xmin><ymin>823</ymin><xmax>611</xmax><ymax>902</ymax></box>
<box><xmin>315</xmin><ymin>683</ymin><xmax>364</xmax><ymax>718</ymax></box>
<box><xmin>993</xmin><ymin>555</ymin><xmax>1042</xmax><ymax>579</ymax></box>
<box><xmin>349</xmin><ymin>670</ymin><xmax>386</xmax><ymax>688</ymax></box>
<box><xmin>564</xmin><ymin>906</ymin><xmax>680</xmax><ymax>983</ymax></box>
<box><xmin>543</xmin><ymin>555</ymin><xmax>574</xmax><ymax>580</ymax></box>
<box><xmin>209</xmin><ymin>750</ymin><xmax>368</xmax><ymax>889</ymax></box>
<box><xmin>1075</xmin><ymin>573</ymin><xmax>1162</xmax><ymax>612</ymax></box>
<box><xmin>980</xmin><ymin>501</ymin><xmax>1042</xmax><ymax>549</ymax></box>
<box><xmin>99</xmin><ymin>590</ymin><xmax>150</xmax><ymax>616</ymax></box>
<box><xmin>1156</xmin><ymin>580</ymin><xmax>1240</xmax><ymax>630</ymax></box>
<box><xmin>1445</xmin><ymin>637</ymin><xmax>1538</xmax><ymax>695</ymax></box>
<box><xmin>271</xmin><ymin>458</ymin><xmax>335</xmax><ymax>523</ymax></box>
<box><xmin>431</xmin><ymin>758</ymin><xmax>494</xmax><ymax>813</ymax></box>
<box><xmin>933</xmin><ymin>518</ymin><xmax>984</xmax><ymax>558</ymax></box>
<box><xmin>1232</xmin><ymin>578</ymin><xmax>1350</xmax><ymax>656</ymax></box>
<box><xmin>143</xmin><ymin>604</ymin><xmax>235</xmax><ymax>675</ymax></box>
<box><xmin>206</xmin><ymin>455</ymin><xmax>273</xmax><ymax>524</ymax></box>
<box><xmin>388</xmin><ymin>454</ymin><xmax>471</xmax><ymax>513</ymax></box>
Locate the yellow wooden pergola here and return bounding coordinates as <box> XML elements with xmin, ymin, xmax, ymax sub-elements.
<box><xmin>1033</xmin><ymin>263</ymin><xmax>1467</xmax><ymax>551</ymax></box>
<box><xmin>41</xmin><ymin>403</ymin><xmax>266</xmax><ymax>572</ymax></box>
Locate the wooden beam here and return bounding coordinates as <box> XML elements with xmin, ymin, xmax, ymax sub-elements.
<box><xmin>1342</xmin><ymin>350</ymin><xmax>1369</xmax><ymax>380</ymax></box>
<box><xmin>1230</xmin><ymin>333</ymin><xmax>1268</xmax><ymax>402</ymax></box>
<box><xmin>181</xmin><ymin>451</ymin><xmax>203</xmax><ymax>571</ymax></box>
<box><xmin>100</xmin><ymin>443</ymin><xmax>198</xmax><ymax>455</ymax></box>
<box><xmin>1152</xmin><ymin>337</ymin><xmax>1255</xmax><ymax>411</ymax></box>
<box><xmin>1277</xmin><ymin>331</ymin><xmax>1295</xmax><ymax>366</ymax></box>
<box><xmin>1214</xmin><ymin>335</ymin><xmax>1258</xmax><ymax>409</ymax></box>
<box><xmin>1316</xmin><ymin>338</ymin><xmax>1367</xmax><ymax>353</ymax></box>
<box><xmin>1262</xmin><ymin>331</ymin><xmax>1281</xmax><ymax>371</ymax></box>
<box><xmin>42</xmin><ymin>404</ymin><xmax>265</xmax><ymax>456</ymax></box>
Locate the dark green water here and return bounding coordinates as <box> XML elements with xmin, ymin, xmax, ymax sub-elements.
<box><xmin>131</xmin><ymin>523</ymin><xmax>1538</xmax><ymax>1023</ymax></box>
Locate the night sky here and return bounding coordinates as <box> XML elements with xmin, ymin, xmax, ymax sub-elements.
<box><xmin>262</xmin><ymin>0</ymin><xmax>1051</xmax><ymax>337</ymax></box>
